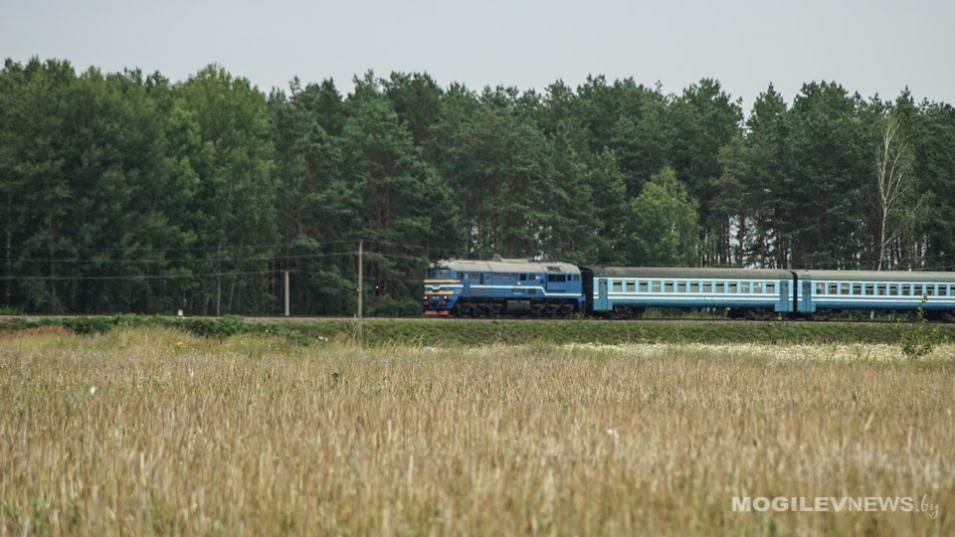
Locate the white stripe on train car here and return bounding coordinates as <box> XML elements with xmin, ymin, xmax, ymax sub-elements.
<box><xmin>607</xmin><ymin>294</ymin><xmax>777</xmax><ymax>301</ymax></box>
<box><xmin>469</xmin><ymin>285</ymin><xmax>581</xmax><ymax>297</ymax></box>
<box><xmin>814</xmin><ymin>297</ymin><xmax>955</xmax><ymax>302</ymax></box>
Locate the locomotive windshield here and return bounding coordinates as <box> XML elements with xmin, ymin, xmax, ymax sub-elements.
<box><xmin>427</xmin><ymin>268</ymin><xmax>451</xmax><ymax>279</ymax></box>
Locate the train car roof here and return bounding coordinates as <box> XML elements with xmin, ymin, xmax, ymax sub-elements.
<box><xmin>795</xmin><ymin>269</ymin><xmax>955</xmax><ymax>282</ymax></box>
<box><xmin>586</xmin><ymin>266</ymin><xmax>791</xmax><ymax>279</ymax></box>
<box><xmin>436</xmin><ymin>259</ymin><xmax>580</xmax><ymax>274</ymax></box>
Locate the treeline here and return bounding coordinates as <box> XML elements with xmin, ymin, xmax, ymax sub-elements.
<box><xmin>2</xmin><ymin>58</ymin><xmax>954</xmax><ymax>315</ymax></box>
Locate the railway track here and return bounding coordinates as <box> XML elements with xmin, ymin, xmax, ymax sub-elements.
<box><xmin>0</xmin><ymin>314</ymin><xmax>940</xmax><ymax>324</ymax></box>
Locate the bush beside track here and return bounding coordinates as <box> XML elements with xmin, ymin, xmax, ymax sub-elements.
<box><xmin>1</xmin><ymin>315</ymin><xmax>953</xmax><ymax>346</ymax></box>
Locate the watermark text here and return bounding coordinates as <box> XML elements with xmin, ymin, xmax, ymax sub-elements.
<box><xmin>732</xmin><ymin>496</ymin><xmax>938</xmax><ymax>519</ymax></box>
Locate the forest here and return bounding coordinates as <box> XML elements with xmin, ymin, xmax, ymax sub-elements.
<box><xmin>1</xmin><ymin>57</ymin><xmax>954</xmax><ymax>315</ymax></box>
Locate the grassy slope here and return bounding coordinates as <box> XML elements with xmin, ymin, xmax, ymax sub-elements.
<box><xmin>2</xmin><ymin>315</ymin><xmax>954</xmax><ymax>346</ymax></box>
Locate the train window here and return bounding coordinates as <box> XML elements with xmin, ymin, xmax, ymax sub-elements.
<box><xmin>690</xmin><ymin>282</ymin><xmax>700</xmax><ymax>292</ymax></box>
<box><xmin>827</xmin><ymin>283</ymin><xmax>837</xmax><ymax>295</ymax></box>
<box><xmin>715</xmin><ymin>282</ymin><xmax>725</xmax><ymax>293</ymax></box>
<box><xmin>877</xmin><ymin>284</ymin><xmax>886</xmax><ymax>296</ymax></box>
<box><xmin>479</xmin><ymin>273</ymin><xmax>485</xmax><ymax>284</ymax></box>
<box><xmin>888</xmin><ymin>284</ymin><xmax>897</xmax><ymax>295</ymax></box>
<box><xmin>651</xmin><ymin>281</ymin><xmax>660</xmax><ymax>292</ymax></box>
<box><xmin>816</xmin><ymin>283</ymin><xmax>824</xmax><ymax>295</ymax></box>
<box><xmin>914</xmin><ymin>284</ymin><xmax>924</xmax><ymax>296</ymax></box>
<box><xmin>547</xmin><ymin>274</ymin><xmax>566</xmax><ymax>283</ymax></box>
<box><xmin>864</xmin><ymin>284</ymin><xmax>874</xmax><ymax>295</ymax></box>
<box><xmin>613</xmin><ymin>281</ymin><xmax>623</xmax><ymax>292</ymax></box>
<box><xmin>941</xmin><ymin>286</ymin><xmax>949</xmax><ymax>297</ymax></box>
<box><xmin>767</xmin><ymin>282</ymin><xmax>775</xmax><ymax>293</ymax></box>
<box><xmin>926</xmin><ymin>285</ymin><xmax>935</xmax><ymax>296</ymax></box>
<box><xmin>728</xmin><ymin>282</ymin><xmax>738</xmax><ymax>293</ymax></box>
<box><xmin>519</xmin><ymin>274</ymin><xmax>528</xmax><ymax>281</ymax></box>
<box><xmin>753</xmin><ymin>282</ymin><xmax>762</xmax><ymax>294</ymax></box>
<box><xmin>639</xmin><ymin>281</ymin><xmax>648</xmax><ymax>292</ymax></box>
<box><xmin>852</xmin><ymin>284</ymin><xmax>862</xmax><ymax>295</ymax></box>
<box><xmin>664</xmin><ymin>281</ymin><xmax>674</xmax><ymax>292</ymax></box>
<box><xmin>703</xmin><ymin>282</ymin><xmax>712</xmax><ymax>293</ymax></box>
<box><xmin>677</xmin><ymin>282</ymin><xmax>687</xmax><ymax>293</ymax></box>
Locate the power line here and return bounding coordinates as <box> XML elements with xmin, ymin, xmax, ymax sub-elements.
<box><xmin>9</xmin><ymin>251</ymin><xmax>359</xmax><ymax>264</ymax></box>
<box><xmin>0</xmin><ymin>250</ymin><xmax>435</xmax><ymax>281</ymax></box>
<box><xmin>0</xmin><ymin>270</ymin><xmax>279</xmax><ymax>282</ymax></box>
<box><xmin>1</xmin><ymin>238</ymin><xmax>364</xmax><ymax>254</ymax></box>
<box><xmin>7</xmin><ymin>241</ymin><xmax>454</xmax><ymax>264</ymax></box>
<box><xmin>2</xmin><ymin>237</ymin><xmax>457</xmax><ymax>256</ymax></box>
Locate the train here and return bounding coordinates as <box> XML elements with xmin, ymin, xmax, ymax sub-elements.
<box><xmin>422</xmin><ymin>258</ymin><xmax>955</xmax><ymax>320</ymax></box>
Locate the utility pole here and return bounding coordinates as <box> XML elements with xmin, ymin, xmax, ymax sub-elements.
<box><xmin>5</xmin><ymin>229</ymin><xmax>10</xmax><ymax>305</ymax></box>
<box><xmin>283</xmin><ymin>270</ymin><xmax>290</xmax><ymax>317</ymax></box>
<box><xmin>215</xmin><ymin>245</ymin><xmax>222</xmax><ymax>316</ymax></box>
<box><xmin>357</xmin><ymin>240</ymin><xmax>363</xmax><ymax>319</ymax></box>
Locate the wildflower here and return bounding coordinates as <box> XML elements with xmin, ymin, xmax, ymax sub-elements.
<box><xmin>89</xmin><ymin>386</ymin><xmax>97</xmax><ymax>395</ymax></box>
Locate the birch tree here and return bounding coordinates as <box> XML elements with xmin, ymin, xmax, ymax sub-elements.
<box><xmin>874</xmin><ymin>116</ymin><xmax>920</xmax><ymax>270</ymax></box>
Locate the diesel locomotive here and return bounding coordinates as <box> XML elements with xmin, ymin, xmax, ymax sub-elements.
<box><xmin>423</xmin><ymin>258</ymin><xmax>955</xmax><ymax>319</ymax></box>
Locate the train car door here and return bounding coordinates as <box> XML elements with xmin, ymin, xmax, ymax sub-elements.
<box><xmin>801</xmin><ymin>279</ymin><xmax>814</xmax><ymax>313</ymax></box>
<box><xmin>598</xmin><ymin>278</ymin><xmax>608</xmax><ymax>311</ymax></box>
<box><xmin>777</xmin><ymin>279</ymin><xmax>790</xmax><ymax>313</ymax></box>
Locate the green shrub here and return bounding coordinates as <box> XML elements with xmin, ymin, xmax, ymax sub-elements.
<box><xmin>899</xmin><ymin>303</ymin><xmax>944</xmax><ymax>360</ymax></box>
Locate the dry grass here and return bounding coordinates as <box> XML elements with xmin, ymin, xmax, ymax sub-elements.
<box><xmin>1</xmin><ymin>329</ymin><xmax>953</xmax><ymax>536</ymax></box>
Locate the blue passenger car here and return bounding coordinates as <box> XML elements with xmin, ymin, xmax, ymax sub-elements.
<box><xmin>795</xmin><ymin>270</ymin><xmax>955</xmax><ymax>317</ymax></box>
<box><xmin>584</xmin><ymin>267</ymin><xmax>794</xmax><ymax>317</ymax></box>
<box><xmin>423</xmin><ymin>258</ymin><xmax>584</xmax><ymax>317</ymax></box>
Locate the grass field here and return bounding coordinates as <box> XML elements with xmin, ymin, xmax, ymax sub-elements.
<box><xmin>1</xmin><ymin>328</ymin><xmax>953</xmax><ymax>535</ymax></box>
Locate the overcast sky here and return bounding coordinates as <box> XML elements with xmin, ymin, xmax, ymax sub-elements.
<box><xmin>3</xmin><ymin>0</ymin><xmax>952</xmax><ymax>110</ymax></box>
